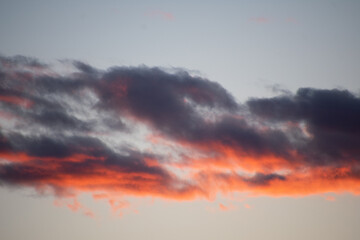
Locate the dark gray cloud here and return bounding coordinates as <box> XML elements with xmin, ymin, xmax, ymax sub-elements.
<box><xmin>243</xmin><ymin>172</ymin><xmax>286</xmax><ymax>186</ymax></box>
<box><xmin>94</xmin><ymin>66</ymin><xmax>238</xmax><ymax>138</ymax></box>
<box><xmin>0</xmin><ymin>55</ymin><xmax>48</xmax><ymax>69</ymax></box>
<box><xmin>1</xmin><ymin>55</ymin><xmax>360</xmax><ymax>200</ymax></box>
<box><xmin>247</xmin><ymin>88</ymin><xmax>360</xmax><ymax>165</ymax></box>
<box><xmin>247</xmin><ymin>88</ymin><xmax>360</xmax><ymax>133</ymax></box>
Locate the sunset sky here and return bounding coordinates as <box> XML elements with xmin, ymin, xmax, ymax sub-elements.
<box><xmin>1</xmin><ymin>0</ymin><xmax>360</xmax><ymax>239</ymax></box>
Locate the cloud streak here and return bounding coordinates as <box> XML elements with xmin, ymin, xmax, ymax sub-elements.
<box><xmin>1</xmin><ymin>55</ymin><xmax>360</xmax><ymax>211</ymax></box>
<box><xmin>145</xmin><ymin>10</ymin><xmax>174</xmax><ymax>21</ymax></box>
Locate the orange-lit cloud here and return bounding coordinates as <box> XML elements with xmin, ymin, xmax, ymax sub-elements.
<box><xmin>53</xmin><ymin>198</ymin><xmax>95</xmax><ymax>218</ymax></box>
<box><xmin>1</xmin><ymin>55</ymin><xmax>360</xmax><ymax>215</ymax></box>
<box><xmin>219</xmin><ymin>203</ymin><xmax>236</xmax><ymax>211</ymax></box>
<box><xmin>244</xmin><ymin>204</ymin><xmax>251</xmax><ymax>209</ymax></box>
<box><xmin>325</xmin><ymin>195</ymin><xmax>336</xmax><ymax>202</ymax></box>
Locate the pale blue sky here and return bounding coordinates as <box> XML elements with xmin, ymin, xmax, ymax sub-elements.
<box><xmin>1</xmin><ymin>0</ymin><xmax>359</xmax><ymax>100</ymax></box>
<box><xmin>1</xmin><ymin>0</ymin><xmax>360</xmax><ymax>239</ymax></box>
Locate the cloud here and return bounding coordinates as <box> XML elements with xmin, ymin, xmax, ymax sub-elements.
<box><xmin>54</xmin><ymin>198</ymin><xmax>95</xmax><ymax>218</ymax></box>
<box><xmin>145</xmin><ymin>10</ymin><xmax>175</xmax><ymax>21</ymax></box>
<box><xmin>286</xmin><ymin>17</ymin><xmax>297</xmax><ymax>23</ymax></box>
<box><xmin>247</xmin><ymin>88</ymin><xmax>360</xmax><ymax>165</ymax></box>
<box><xmin>250</xmin><ymin>17</ymin><xmax>270</xmax><ymax>23</ymax></box>
<box><xmin>325</xmin><ymin>195</ymin><xmax>336</xmax><ymax>202</ymax></box>
<box><xmin>248</xmin><ymin>17</ymin><xmax>298</xmax><ymax>24</ymax></box>
<box><xmin>1</xmin><ymin>55</ymin><xmax>360</xmax><ymax>214</ymax></box>
<box><xmin>219</xmin><ymin>203</ymin><xmax>235</xmax><ymax>211</ymax></box>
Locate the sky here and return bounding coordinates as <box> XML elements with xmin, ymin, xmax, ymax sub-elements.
<box><xmin>0</xmin><ymin>0</ymin><xmax>360</xmax><ymax>240</ymax></box>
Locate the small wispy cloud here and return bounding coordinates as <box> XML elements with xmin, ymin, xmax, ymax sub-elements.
<box><xmin>286</xmin><ymin>17</ymin><xmax>298</xmax><ymax>24</ymax></box>
<box><xmin>250</xmin><ymin>17</ymin><xmax>271</xmax><ymax>23</ymax></box>
<box><xmin>145</xmin><ymin>10</ymin><xmax>174</xmax><ymax>21</ymax></box>
<box><xmin>219</xmin><ymin>203</ymin><xmax>236</xmax><ymax>211</ymax></box>
<box><xmin>244</xmin><ymin>204</ymin><xmax>251</xmax><ymax>209</ymax></box>
<box><xmin>249</xmin><ymin>17</ymin><xmax>298</xmax><ymax>24</ymax></box>
<box><xmin>325</xmin><ymin>196</ymin><xmax>336</xmax><ymax>202</ymax></box>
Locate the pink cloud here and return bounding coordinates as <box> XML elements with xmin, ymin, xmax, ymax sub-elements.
<box><xmin>53</xmin><ymin>198</ymin><xmax>96</xmax><ymax>218</ymax></box>
<box><xmin>250</xmin><ymin>17</ymin><xmax>270</xmax><ymax>23</ymax></box>
<box><xmin>244</xmin><ymin>204</ymin><xmax>251</xmax><ymax>209</ymax></box>
<box><xmin>249</xmin><ymin>17</ymin><xmax>298</xmax><ymax>24</ymax></box>
<box><xmin>219</xmin><ymin>203</ymin><xmax>236</xmax><ymax>211</ymax></box>
<box><xmin>145</xmin><ymin>10</ymin><xmax>174</xmax><ymax>21</ymax></box>
<box><xmin>219</xmin><ymin>203</ymin><xmax>228</xmax><ymax>211</ymax></box>
<box><xmin>286</xmin><ymin>17</ymin><xmax>298</xmax><ymax>23</ymax></box>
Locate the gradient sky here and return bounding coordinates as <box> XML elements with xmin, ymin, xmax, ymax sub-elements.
<box><xmin>1</xmin><ymin>0</ymin><xmax>360</xmax><ymax>240</ymax></box>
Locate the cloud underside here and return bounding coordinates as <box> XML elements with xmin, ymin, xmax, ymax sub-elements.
<box><xmin>1</xmin><ymin>55</ymin><xmax>360</xmax><ymax>203</ymax></box>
